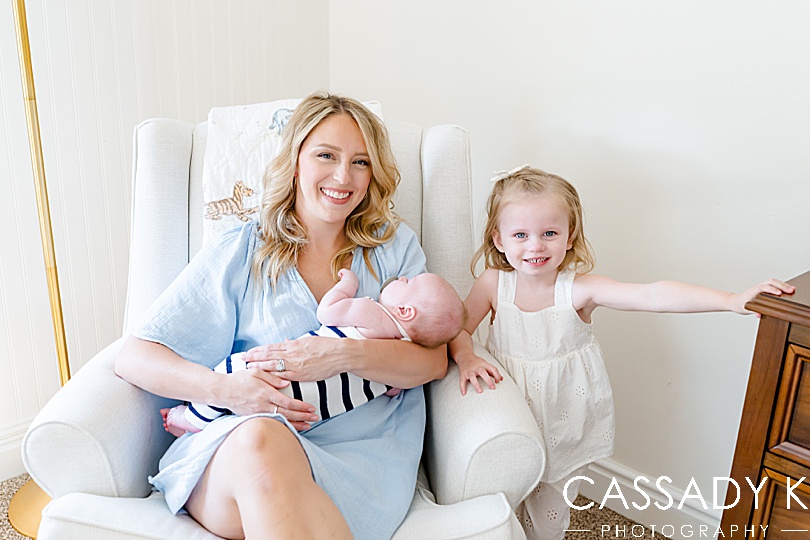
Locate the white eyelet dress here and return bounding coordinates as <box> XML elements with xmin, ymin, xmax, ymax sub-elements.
<box><xmin>486</xmin><ymin>268</ymin><xmax>615</xmax><ymax>483</ymax></box>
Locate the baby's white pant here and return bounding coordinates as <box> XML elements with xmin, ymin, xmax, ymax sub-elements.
<box><xmin>517</xmin><ymin>464</ymin><xmax>590</xmax><ymax>540</ymax></box>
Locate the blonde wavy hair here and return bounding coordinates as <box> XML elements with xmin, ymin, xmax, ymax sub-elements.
<box><xmin>472</xmin><ymin>166</ymin><xmax>595</xmax><ymax>276</ymax></box>
<box><xmin>253</xmin><ymin>91</ymin><xmax>401</xmax><ymax>286</ymax></box>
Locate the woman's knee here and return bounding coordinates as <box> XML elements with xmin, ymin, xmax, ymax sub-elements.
<box><xmin>227</xmin><ymin>418</ymin><xmax>290</xmax><ymax>454</ymax></box>
<box><xmin>223</xmin><ymin>418</ymin><xmax>311</xmax><ymax>484</ymax></box>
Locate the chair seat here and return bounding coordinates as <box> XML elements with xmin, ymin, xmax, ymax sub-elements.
<box><xmin>40</xmin><ymin>486</ymin><xmax>523</xmax><ymax>540</ymax></box>
<box><xmin>40</xmin><ymin>492</ymin><xmax>220</xmax><ymax>540</ymax></box>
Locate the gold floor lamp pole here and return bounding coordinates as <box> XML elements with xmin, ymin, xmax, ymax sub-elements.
<box><xmin>8</xmin><ymin>0</ymin><xmax>72</xmax><ymax>536</ymax></box>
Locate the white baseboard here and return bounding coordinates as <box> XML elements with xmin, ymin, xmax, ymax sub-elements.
<box><xmin>578</xmin><ymin>458</ymin><xmax>721</xmax><ymax>537</ymax></box>
<box><xmin>0</xmin><ymin>420</ymin><xmax>30</xmax><ymax>481</ymax></box>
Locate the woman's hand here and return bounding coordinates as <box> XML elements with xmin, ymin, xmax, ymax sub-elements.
<box><xmin>245</xmin><ymin>335</ymin><xmax>349</xmax><ymax>382</ymax></box>
<box><xmin>224</xmin><ymin>368</ymin><xmax>319</xmax><ymax>430</ymax></box>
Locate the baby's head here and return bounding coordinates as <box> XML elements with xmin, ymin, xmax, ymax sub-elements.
<box><xmin>379</xmin><ymin>273</ymin><xmax>467</xmax><ymax>349</ymax></box>
<box><xmin>473</xmin><ymin>165</ymin><xmax>595</xmax><ymax>275</ymax></box>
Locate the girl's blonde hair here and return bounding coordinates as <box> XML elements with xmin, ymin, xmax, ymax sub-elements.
<box><xmin>253</xmin><ymin>91</ymin><xmax>400</xmax><ymax>286</ymax></box>
<box><xmin>472</xmin><ymin>166</ymin><xmax>595</xmax><ymax>276</ymax></box>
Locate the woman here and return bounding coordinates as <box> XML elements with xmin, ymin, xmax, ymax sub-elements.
<box><xmin>114</xmin><ymin>91</ymin><xmax>447</xmax><ymax>539</ymax></box>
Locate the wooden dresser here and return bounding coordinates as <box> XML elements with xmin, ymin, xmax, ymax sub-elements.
<box><xmin>722</xmin><ymin>271</ymin><xmax>810</xmax><ymax>538</ymax></box>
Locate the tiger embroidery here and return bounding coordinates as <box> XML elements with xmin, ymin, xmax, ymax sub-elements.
<box><xmin>204</xmin><ymin>181</ymin><xmax>258</xmax><ymax>222</ymax></box>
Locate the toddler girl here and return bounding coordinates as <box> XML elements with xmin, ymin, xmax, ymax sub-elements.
<box><xmin>449</xmin><ymin>165</ymin><xmax>794</xmax><ymax>540</ymax></box>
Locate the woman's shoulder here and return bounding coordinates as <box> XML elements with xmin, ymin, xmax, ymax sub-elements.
<box><xmin>205</xmin><ymin>221</ymin><xmax>259</xmax><ymax>254</ymax></box>
<box><xmin>370</xmin><ymin>221</ymin><xmax>426</xmax><ymax>278</ymax></box>
<box><xmin>195</xmin><ymin>221</ymin><xmax>260</xmax><ymax>275</ymax></box>
<box><xmin>379</xmin><ymin>220</ymin><xmax>415</xmax><ymax>240</ymax></box>
<box><xmin>374</xmin><ymin>221</ymin><xmax>419</xmax><ymax>253</ymax></box>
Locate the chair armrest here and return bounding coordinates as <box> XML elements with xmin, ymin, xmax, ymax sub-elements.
<box><xmin>424</xmin><ymin>342</ymin><xmax>544</xmax><ymax>509</ymax></box>
<box><xmin>22</xmin><ymin>339</ymin><xmax>178</xmax><ymax>498</ymax></box>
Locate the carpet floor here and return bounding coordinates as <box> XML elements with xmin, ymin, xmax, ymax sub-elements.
<box><xmin>0</xmin><ymin>473</ymin><xmax>667</xmax><ymax>539</ymax></box>
<box><xmin>1</xmin><ymin>475</ymin><xmax>31</xmax><ymax>540</ymax></box>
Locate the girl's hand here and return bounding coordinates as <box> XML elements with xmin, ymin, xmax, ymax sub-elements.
<box><xmin>730</xmin><ymin>279</ymin><xmax>796</xmax><ymax>316</ymax></box>
<box><xmin>224</xmin><ymin>368</ymin><xmax>319</xmax><ymax>430</ymax></box>
<box><xmin>245</xmin><ymin>335</ymin><xmax>348</xmax><ymax>383</ymax></box>
<box><xmin>455</xmin><ymin>353</ymin><xmax>503</xmax><ymax>395</ymax></box>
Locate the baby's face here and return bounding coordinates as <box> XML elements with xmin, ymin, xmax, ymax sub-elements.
<box><xmin>380</xmin><ymin>273</ymin><xmax>449</xmax><ymax>310</ymax></box>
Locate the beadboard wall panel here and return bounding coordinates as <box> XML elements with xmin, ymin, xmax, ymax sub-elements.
<box><xmin>0</xmin><ymin>0</ymin><xmax>328</xmax><ymax>478</ymax></box>
<box><xmin>0</xmin><ymin>0</ymin><xmax>62</xmax><ymax>477</ymax></box>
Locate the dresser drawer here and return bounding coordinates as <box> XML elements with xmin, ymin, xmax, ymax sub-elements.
<box><xmin>769</xmin><ymin>344</ymin><xmax>810</xmax><ymax>467</ymax></box>
<box><xmin>751</xmin><ymin>468</ymin><xmax>810</xmax><ymax>539</ymax></box>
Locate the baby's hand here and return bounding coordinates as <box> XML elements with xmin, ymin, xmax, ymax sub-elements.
<box><xmin>731</xmin><ymin>278</ymin><xmax>795</xmax><ymax>315</ymax></box>
<box><xmin>455</xmin><ymin>354</ymin><xmax>503</xmax><ymax>396</ymax></box>
<box><xmin>338</xmin><ymin>268</ymin><xmax>359</xmax><ymax>286</ymax></box>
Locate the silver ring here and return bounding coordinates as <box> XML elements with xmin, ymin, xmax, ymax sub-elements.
<box><xmin>276</xmin><ymin>358</ymin><xmax>286</xmax><ymax>372</ymax></box>
<box><xmin>273</xmin><ymin>405</ymin><xmax>279</xmax><ymax>414</ymax></box>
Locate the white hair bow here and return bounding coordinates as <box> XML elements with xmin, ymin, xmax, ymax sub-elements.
<box><xmin>490</xmin><ymin>164</ymin><xmax>531</xmax><ymax>183</ymax></box>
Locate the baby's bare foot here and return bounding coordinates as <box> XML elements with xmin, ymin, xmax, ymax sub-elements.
<box><xmin>160</xmin><ymin>405</ymin><xmax>201</xmax><ymax>437</ymax></box>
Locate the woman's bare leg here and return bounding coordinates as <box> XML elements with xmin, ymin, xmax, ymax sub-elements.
<box><xmin>185</xmin><ymin>417</ymin><xmax>352</xmax><ymax>540</ymax></box>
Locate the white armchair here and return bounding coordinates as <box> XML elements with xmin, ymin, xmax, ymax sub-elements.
<box><xmin>23</xmin><ymin>115</ymin><xmax>544</xmax><ymax>539</ymax></box>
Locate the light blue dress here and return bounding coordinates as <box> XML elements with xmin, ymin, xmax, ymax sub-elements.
<box><xmin>136</xmin><ymin>221</ymin><xmax>428</xmax><ymax>540</ymax></box>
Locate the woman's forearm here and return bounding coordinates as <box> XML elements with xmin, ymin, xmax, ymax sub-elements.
<box><xmin>116</xmin><ymin>335</ymin><xmax>319</xmax><ymax>426</ymax></box>
<box><xmin>348</xmin><ymin>338</ymin><xmax>447</xmax><ymax>388</ymax></box>
<box><xmin>245</xmin><ymin>335</ymin><xmax>448</xmax><ymax>388</ymax></box>
<box><xmin>114</xmin><ymin>335</ymin><xmax>223</xmax><ymax>405</ymax></box>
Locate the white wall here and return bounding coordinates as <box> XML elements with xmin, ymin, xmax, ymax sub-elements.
<box><xmin>331</xmin><ymin>0</ymin><xmax>810</xmax><ymax>529</ymax></box>
<box><xmin>0</xmin><ymin>0</ymin><xmax>61</xmax><ymax>482</ymax></box>
<box><xmin>0</xmin><ymin>0</ymin><xmax>329</xmax><ymax>479</ymax></box>
<box><xmin>4</xmin><ymin>0</ymin><xmax>809</xmax><ymax>529</ymax></box>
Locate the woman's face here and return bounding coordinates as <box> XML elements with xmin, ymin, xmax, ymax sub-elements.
<box><xmin>294</xmin><ymin>113</ymin><xmax>372</xmax><ymax>229</ymax></box>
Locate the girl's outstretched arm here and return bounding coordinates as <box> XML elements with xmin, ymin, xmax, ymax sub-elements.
<box><xmin>573</xmin><ymin>274</ymin><xmax>795</xmax><ymax>316</ymax></box>
<box><xmin>449</xmin><ymin>269</ymin><xmax>503</xmax><ymax>394</ymax></box>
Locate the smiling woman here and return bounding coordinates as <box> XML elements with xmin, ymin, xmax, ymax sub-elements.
<box><xmin>113</xmin><ymin>91</ymin><xmax>448</xmax><ymax>540</ymax></box>
<box><xmin>255</xmin><ymin>93</ymin><xmax>402</xmax><ymax>290</ymax></box>
<box><xmin>295</xmin><ymin>113</ymin><xmax>373</xmax><ymax>227</ymax></box>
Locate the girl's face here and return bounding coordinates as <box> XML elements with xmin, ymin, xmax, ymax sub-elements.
<box><xmin>492</xmin><ymin>193</ymin><xmax>572</xmax><ymax>277</ymax></box>
<box><xmin>294</xmin><ymin>113</ymin><xmax>372</xmax><ymax>228</ymax></box>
